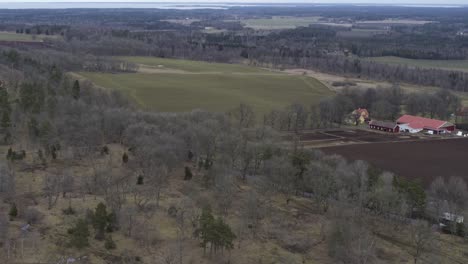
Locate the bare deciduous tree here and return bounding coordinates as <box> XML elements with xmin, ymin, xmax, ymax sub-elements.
<box><xmin>408</xmin><ymin>220</ymin><xmax>436</xmax><ymax>264</ymax></box>
<box><xmin>43</xmin><ymin>172</ymin><xmax>61</xmax><ymax>210</ymax></box>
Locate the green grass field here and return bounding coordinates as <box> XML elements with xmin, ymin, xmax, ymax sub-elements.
<box><xmin>236</xmin><ymin>16</ymin><xmax>322</xmax><ymax>30</ymax></box>
<box><xmin>366</xmin><ymin>56</ymin><xmax>468</xmax><ymax>72</ymax></box>
<box><xmin>79</xmin><ymin>57</ymin><xmax>332</xmax><ymax>114</ymax></box>
<box><xmin>0</xmin><ymin>31</ymin><xmax>59</xmax><ymax>42</ymax></box>
<box><xmin>117</xmin><ymin>56</ymin><xmax>268</xmax><ymax>73</ymax></box>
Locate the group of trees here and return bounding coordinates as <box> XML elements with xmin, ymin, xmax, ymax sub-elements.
<box><xmin>195</xmin><ymin>207</ymin><xmax>236</xmax><ymax>256</ymax></box>
<box><xmin>406</xmin><ymin>89</ymin><xmax>461</xmax><ymax>120</ymax></box>
<box><xmin>262</xmin><ymin>84</ymin><xmax>460</xmax><ymax>132</ymax></box>
<box><xmin>68</xmin><ymin>203</ymin><xmax>116</xmax><ymax>250</ymax></box>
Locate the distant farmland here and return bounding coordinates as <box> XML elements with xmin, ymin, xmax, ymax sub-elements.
<box><xmin>0</xmin><ymin>31</ymin><xmax>59</xmax><ymax>42</ymax></box>
<box><xmin>79</xmin><ymin>57</ymin><xmax>332</xmax><ymax>114</ymax></box>
<box><xmin>321</xmin><ymin>138</ymin><xmax>468</xmax><ymax>186</ymax></box>
<box><xmin>231</xmin><ymin>16</ymin><xmax>351</xmax><ymax>30</ymax></box>
<box><xmin>366</xmin><ymin>56</ymin><xmax>468</xmax><ymax>72</ymax></box>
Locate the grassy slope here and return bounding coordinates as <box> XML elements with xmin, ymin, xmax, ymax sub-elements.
<box><xmin>80</xmin><ymin>57</ymin><xmax>332</xmax><ymax>114</ymax></box>
<box><xmin>0</xmin><ymin>32</ymin><xmax>60</xmax><ymax>42</ymax></box>
<box><xmin>238</xmin><ymin>16</ymin><xmax>321</xmax><ymax>29</ymax></box>
<box><xmin>366</xmin><ymin>56</ymin><xmax>468</xmax><ymax>72</ymax></box>
<box><xmin>117</xmin><ymin>56</ymin><xmax>268</xmax><ymax>73</ymax></box>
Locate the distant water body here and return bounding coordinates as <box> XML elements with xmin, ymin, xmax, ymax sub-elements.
<box><xmin>0</xmin><ymin>2</ymin><xmax>464</xmax><ymax>9</ymax></box>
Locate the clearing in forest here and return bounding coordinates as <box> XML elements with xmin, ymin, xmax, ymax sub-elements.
<box><xmin>78</xmin><ymin>56</ymin><xmax>332</xmax><ymax>114</ymax></box>
<box><xmin>230</xmin><ymin>16</ymin><xmax>352</xmax><ymax>30</ymax></box>
<box><xmin>0</xmin><ymin>31</ymin><xmax>58</xmax><ymax>42</ymax></box>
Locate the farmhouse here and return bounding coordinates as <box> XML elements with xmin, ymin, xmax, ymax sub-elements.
<box><xmin>369</xmin><ymin>120</ymin><xmax>399</xmax><ymax>133</ymax></box>
<box><xmin>351</xmin><ymin>108</ymin><xmax>370</xmax><ymax>125</ymax></box>
<box><xmin>456</xmin><ymin>30</ymin><xmax>468</xmax><ymax>36</ymax></box>
<box><xmin>397</xmin><ymin>115</ymin><xmax>455</xmax><ymax>134</ymax></box>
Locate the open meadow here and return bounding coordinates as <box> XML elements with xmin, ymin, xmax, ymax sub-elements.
<box><xmin>230</xmin><ymin>16</ymin><xmax>347</xmax><ymax>30</ymax></box>
<box><xmin>0</xmin><ymin>31</ymin><xmax>59</xmax><ymax>42</ymax></box>
<box><xmin>79</xmin><ymin>57</ymin><xmax>332</xmax><ymax>114</ymax></box>
<box><xmin>366</xmin><ymin>56</ymin><xmax>468</xmax><ymax>72</ymax></box>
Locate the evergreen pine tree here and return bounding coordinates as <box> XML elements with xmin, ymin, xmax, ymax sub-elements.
<box><xmin>68</xmin><ymin>219</ymin><xmax>90</xmax><ymax>249</ymax></box>
<box><xmin>196</xmin><ymin>206</ymin><xmax>215</xmax><ymax>255</ymax></box>
<box><xmin>104</xmin><ymin>235</ymin><xmax>116</xmax><ymax>250</ymax></box>
<box><xmin>9</xmin><ymin>203</ymin><xmax>17</xmax><ymax>220</ymax></box>
<box><xmin>122</xmin><ymin>152</ymin><xmax>129</xmax><ymax>164</ymax></box>
<box><xmin>6</xmin><ymin>147</ymin><xmax>12</xmax><ymax>159</ymax></box>
<box><xmin>184</xmin><ymin>166</ymin><xmax>193</xmax><ymax>181</ymax></box>
<box><xmin>137</xmin><ymin>175</ymin><xmax>144</xmax><ymax>185</ymax></box>
<box><xmin>72</xmin><ymin>80</ymin><xmax>80</xmax><ymax>100</ymax></box>
<box><xmin>93</xmin><ymin>203</ymin><xmax>108</xmax><ymax>240</ymax></box>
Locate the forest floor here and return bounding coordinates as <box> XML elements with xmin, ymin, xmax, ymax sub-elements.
<box><xmin>77</xmin><ymin>57</ymin><xmax>332</xmax><ymax>115</ymax></box>
<box><xmin>4</xmin><ymin>143</ymin><xmax>468</xmax><ymax>264</ymax></box>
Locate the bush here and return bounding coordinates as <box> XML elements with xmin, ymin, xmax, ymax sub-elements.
<box><xmin>184</xmin><ymin>166</ymin><xmax>192</xmax><ymax>181</ymax></box>
<box><xmin>6</xmin><ymin>148</ymin><xmax>26</xmax><ymax>161</ymax></box>
<box><xmin>24</xmin><ymin>207</ymin><xmax>44</xmax><ymax>224</ymax></box>
<box><xmin>101</xmin><ymin>145</ymin><xmax>109</xmax><ymax>155</ymax></box>
<box><xmin>167</xmin><ymin>206</ymin><xmax>178</xmax><ymax>218</ymax></box>
<box><xmin>105</xmin><ymin>235</ymin><xmax>116</xmax><ymax>250</ymax></box>
<box><xmin>62</xmin><ymin>206</ymin><xmax>76</xmax><ymax>215</ymax></box>
<box><xmin>137</xmin><ymin>175</ymin><xmax>144</xmax><ymax>185</ymax></box>
<box><xmin>9</xmin><ymin>203</ymin><xmax>17</xmax><ymax>220</ymax></box>
<box><xmin>122</xmin><ymin>152</ymin><xmax>129</xmax><ymax>164</ymax></box>
<box><xmin>68</xmin><ymin>219</ymin><xmax>90</xmax><ymax>249</ymax></box>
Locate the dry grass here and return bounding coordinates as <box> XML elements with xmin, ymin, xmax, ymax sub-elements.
<box><xmin>2</xmin><ymin>143</ymin><xmax>468</xmax><ymax>264</ymax></box>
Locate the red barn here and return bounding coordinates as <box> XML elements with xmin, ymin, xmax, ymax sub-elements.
<box><xmin>396</xmin><ymin>115</ymin><xmax>455</xmax><ymax>134</ymax></box>
<box><xmin>369</xmin><ymin>120</ymin><xmax>400</xmax><ymax>133</ymax></box>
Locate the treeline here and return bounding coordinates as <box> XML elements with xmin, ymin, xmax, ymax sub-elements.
<box><xmin>261</xmin><ymin>85</ymin><xmax>460</xmax><ymax>132</ymax></box>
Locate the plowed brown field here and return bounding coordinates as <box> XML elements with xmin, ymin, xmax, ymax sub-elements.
<box><xmin>321</xmin><ymin>138</ymin><xmax>468</xmax><ymax>186</ymax></box>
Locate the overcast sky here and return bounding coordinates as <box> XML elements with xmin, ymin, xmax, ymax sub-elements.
<box><xmin>0</xmin><ymin>0</ymin><xmax>467</xmax><ymax>4</ymax></box>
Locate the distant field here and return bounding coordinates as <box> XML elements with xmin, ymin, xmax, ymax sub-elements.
<box><xmin>0</xmin><ymin>31</ymin><xmax>59</xmax><ymax>42</ymax></box>
<box><xmin>366</xmin><ymin>56</ymin><xmax>468</xmax><ymax>72</ymax></box>
<box><xmin>118</xmin><ymin>56</ymin><xmax>268</xmax><ymax>73</ymax></box>
<box><xmin>337</xmin><ymin>29</ymin><xmax>389</xmax><ymax>38</ymax></box>
<box><xmin>80</xmin><ymin>57</ymin><xmax>332</xmax><ymax>114</ymax></box>
<box><xmin>358</xmin><ymin>19</ymin><xmax>433</xmax><ymax>25</ymax></box>
<box><xmin>236</xmin><ymin>16</ymin><xmax>322</xmax><ymax>29</ymax></box>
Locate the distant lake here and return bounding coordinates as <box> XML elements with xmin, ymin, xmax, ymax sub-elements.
<box><xmin>0</xmin><ymin>2</ymin><xmax>464</xmax><ymax>9</ymax></box>
<box><xmin>0</xmin><ymin>2</ymin><xmax>233</xmax><ymax>9</ymax></box>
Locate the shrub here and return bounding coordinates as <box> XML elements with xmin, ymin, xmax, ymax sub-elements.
<box><xmin>137</xmin><ymin>175</ymin><xmax>144</xmax><ymax>185</ymax></box>
<box><xmin>24</xmin><ymin>207</ymin><xmax>44</xmax><ymax>224</ymax></box>
<box><xmin>101</xmin><ymin>145</ymin><xmax>109</xmax><ymax>155</ymax></box>
<box><xmin>122</xmin><ymin>152</ymin><xmax>129</xmax><ymax>164</ymax></box>
<box><xmin>104</xmin><ymin>235</ymin><xmax>116</xmax><ymax>250</ymax></box>
<box><xmin>184</xmin><ymin>166</ymin><xmax>193</xmax><ymax>181</ymax></box>
<box><xmin>9</xmin><ymin>203</ymin><xmax>17</xmax><ymax>220</ymax></box>
<box><xmin>68</xmin><ymin>219</ymin><xmax>90</xmax><ymax>249</ymax></box>
<box><xmin>62</xmin><ymin>206</ymin><xmax>76</xmax><ymax>215</ymax></box>
<box><xmin>167</xmin><ymin>206</ymin><xmax>178</xmax><ymax>218</ymax></box>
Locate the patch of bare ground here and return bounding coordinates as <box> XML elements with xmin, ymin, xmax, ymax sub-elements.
<box><xmin>321</xmin><ymin>137</ymin><xmax>468</xmax><ymax>186</ymax></box>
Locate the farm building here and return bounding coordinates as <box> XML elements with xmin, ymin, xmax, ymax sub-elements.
<box><xmin>369</xmin><ymin>120</ymin><xmax>399</xmax><ymax>133</ymax></box>
<box><xmin>397</xmin><ymin>115</ymin><xmax>455</xmax><ymax>134</ymax></box>
<box><xmin>350</xmin><ymin>108</ymin><xmax>370</xmax><ymax>125</ymax></box>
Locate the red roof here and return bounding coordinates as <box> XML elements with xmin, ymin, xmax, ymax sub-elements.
<box><xmin>396</xmin><ymin>115</ymin><xmax>452</xmax><ymax>130</ymax></box>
